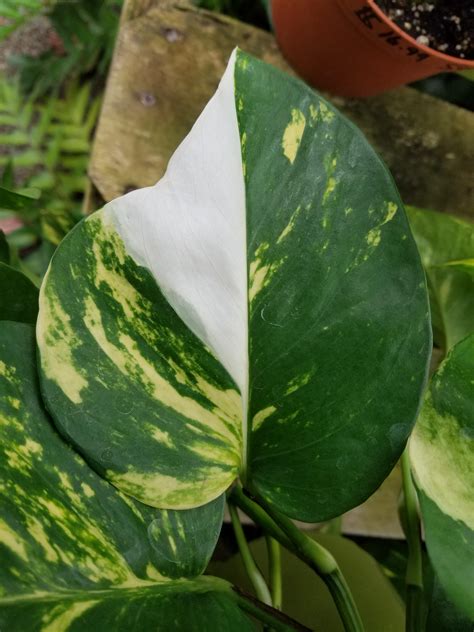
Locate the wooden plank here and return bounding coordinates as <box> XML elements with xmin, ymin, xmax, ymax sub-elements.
<box><xmin>90</xmin><ymin>0</ymin><xmax>474</xmax><ymax>218</ymax></box>
<box><xmin>334</xmin><ymin>89</ymin><xmax>474</xmax><ymax>219</ymax></box>
<box><xmin>90</xmin><ymin>1</ymin><xmax>288</xmax><ymax>202</ymax></box>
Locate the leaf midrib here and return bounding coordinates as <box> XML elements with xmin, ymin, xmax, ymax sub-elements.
<box><xmin>0</xmin><ymin>575</ymin><xmax>229</xmax><ymax>605</ymax></box>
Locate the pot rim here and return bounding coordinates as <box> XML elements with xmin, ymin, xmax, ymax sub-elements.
<box><xmin>359</xmin><ymin>0</ymin><xmax>474</xmax><ymax>68</ymax></box>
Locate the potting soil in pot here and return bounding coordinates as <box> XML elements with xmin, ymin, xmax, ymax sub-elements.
<box><xmin>376</xmin><ymin>0</ymin><xmax>474</xmax><ymax>59</ymax></box>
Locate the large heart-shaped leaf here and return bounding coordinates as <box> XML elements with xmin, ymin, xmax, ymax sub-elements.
<box><xmin>407</xmin><ymin>206</ymin><xmax>474</xmax><ymax>351</ymax></box>
<box><xmin>0</xmin><ymin>321</ymin><xmax>246</xmax><ymax>630</ymax></box>
<box><xmin>410</xmin><ymin>333</ymin><xmax>474</xmax><ymax>620</ymax></box>
<box><xmin>37</xmin><ymin>50</ymin><xmax>431</xmax><ymax>521</ymax></box>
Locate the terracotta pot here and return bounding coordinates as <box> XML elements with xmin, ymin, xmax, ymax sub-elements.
<box><xmin>271</xmin><ymin>0</ymin><xmax>474</xmax><ymax>97</ymax></box>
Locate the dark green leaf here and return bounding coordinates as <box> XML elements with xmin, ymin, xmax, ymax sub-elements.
<box><xmin>0</xmin><ymin>263</ymin><xmax>38</xmax><ymax>323</ymax></box>
<box><xmin>241</xmin><ymin>54</ymin><xmax>431</xmax><ymax>520</ymax></box>
<box><xmin>426</xmin><ymin>574</ymin><xmax>472</xmax><ymax>632</ymax></box>
<box><xmin>1</xmin><ymin>161</ymin><xmax>15</xmax><ymax>189</ymax></box>
<box><xmin>0</xmin><ymin>230</ymin><xmax>10</xmax><ymax>264</ymax></box>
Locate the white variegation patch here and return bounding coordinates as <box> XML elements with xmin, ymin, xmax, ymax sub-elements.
<box><xmin>103</xmin><ymin>49</ymin><xmax>250</xmax><ymax>465</ymax></box>
<box><xmin>105</xmin><ymin>51</ymin><xmax>247</xmax><ymax>395</ymax></box>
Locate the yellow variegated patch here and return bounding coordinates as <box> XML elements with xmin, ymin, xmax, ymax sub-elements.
<box><xmin>38</xmin><ymin>212</ymin><xmax>241</xmax><ymax>509</ymax></box>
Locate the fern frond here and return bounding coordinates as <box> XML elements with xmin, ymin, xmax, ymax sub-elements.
<box><xmin>13</xmin><ymin>0</ymin><xmax>122</xmax><ymax>98</ymax></box>
<box><xmin>0</xmin><ymin>75</ymin><xmax>100</xmax><ymax>242</ymax></box>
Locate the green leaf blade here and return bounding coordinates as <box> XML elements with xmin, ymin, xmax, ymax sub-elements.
<box><xmin>236</xmin><ymin>52</ymin><xmax>431</xmax><ymax>521</ymax></box>
<box><xmin>0</xmin><ymin>263</ymin><xmax>38</xmax><ymax>323</ymax></box>
<box><xmin>0</xmin><ymin>230</ymin><xmax>10</xmax><ymax>264</ymax></box>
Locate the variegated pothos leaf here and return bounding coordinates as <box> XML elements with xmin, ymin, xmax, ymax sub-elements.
<box><xmin>1</xmin><ymin>582</ymin><xmax>256</xmax><ymax>632</ymax></box>
<box><xmin>0</xmin><ymin>321</ymin><xmax>237</xmax><ymax>630</ymax></box>
<box><xmin>410</xmin><ymin>333</ymin><xmax>474</xmax><ymax>621</ymax></box>
<box><xmin>37</xmin><ymin>49</ymin><xmax>431</xmax><ymax>521</ymax></box>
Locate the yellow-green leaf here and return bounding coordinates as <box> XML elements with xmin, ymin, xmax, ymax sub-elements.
<box><xmin>0</xmin><ymin>321</ymin><xmax>241</xmax><ymax>630</ymax></box>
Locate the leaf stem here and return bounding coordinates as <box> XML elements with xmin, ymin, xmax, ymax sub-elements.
<box><xmin>266</xmin><ymin>536</ymin><xmax>282</xmax><ymax>609</ymax></box>
<box><xmin>232</xmin><ymin>586</ymin><xmax>311</xmax><ymax>631</ymax></box>
<box><xmin>230</xmin><ymin>486</ymin><xmax>364</xmax><ymax>632</ymax></box>
<box><xmin>228</xmin><ymin>502</ymin><xmax>273</xmax><ymax>606</ymax></box>
<box><xmin>400</xmin><ymin>448</ymin><xmax>424</xmax><ymax>632</ymax></box>
<box><xmin>229</xmin><ymin>485</ymin><xmax>292</xmax><ymax>548</ymax></box>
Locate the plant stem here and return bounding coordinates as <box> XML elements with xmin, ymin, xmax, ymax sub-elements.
<box><xmin>229</xmin><ymin>486</ymin><xmax>293</xmax><ymax>549</ymax></box>
<box><xmin>400</xmin><ymin>448</ymin><xmax>424</xmax><ymax>632</ymax></box>
<box><xmin>228</xmin><ymin>502</ymin><xmax>273</xmax><ymax>606</ymax></box>
<box><xmin>232</xmin><ymin>586</ymin><xmax>311</xmax><ymax>631</ymax></box>
<box><xmin>266</xmin><ymin>536</ymin><xmax>282</xmax><ymax>609</ymax></box>
<box><xmin>231</xmin><ymin>486</ymin><xmax>364</xmax><ymax>632</ymax></box>
<box><xmin>255</xmin><ymin>493</ymin><xmax>363</xmax><ymax>632</ymax></box>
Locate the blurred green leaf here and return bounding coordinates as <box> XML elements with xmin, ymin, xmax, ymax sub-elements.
<box><xmin>350</xmin><ymin>537</ymin><xmax>408</xmax><ymax>602</ymax></box>
<box><xmin>0</xmin><ymin>230</ymin><xmax>10</xmax><ymax>264</ymax></box>
<box><xmin>210</xmin><ymin>532</ymin><xmax>404</xmax><ymax>631</ymax></box>
<box><xmin>0</xmin><ymin>185</ymin><xmax>38</xmax><ymax>215</ymax></box>
<box><xmin>13</xmin><ymin>0</ymin><xmax>122</xmax><ymax>98</ymax></box>
<box><xmin>458</xmin><ymin>69</ymin><xmax>474</xmax><ymax>82</ymax></box>
<box><xmin>407</xmin><ymin>206</ymin><xmax>474</xmax><ymax>351</ymax></box>
<box><xmin>0</xmin><ymin>0</ymin><xmax>45</xmax><ymax>42</ymax></box>
<box><xmin>0</xmin><ymin>262</ymin><xmax>39</xmax><ymax>323</ymax></box>
<box><xmin>0</xmin><ymin>161</ymin><xmax>14</xmax><ymax>189</ymax></box>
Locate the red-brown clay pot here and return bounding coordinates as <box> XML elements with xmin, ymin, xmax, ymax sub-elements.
<box><xmin>271</xmin><ymin>0</ymin><xmax>474</xmax><ymax>97</ymax></box>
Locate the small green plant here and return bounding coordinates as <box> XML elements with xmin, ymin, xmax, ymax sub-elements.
<box><xmin>3</xmin><ymin>0</ymin><xmax>122</xmax><ymax>98</ymax></box>
<box><xmin>0</xmin><ymin>50</ymin><xmax>472</xmax><ymax>632</ymax></box>
<box><xmin>0</xmin><ymin>0</ymin><xmax>118</xmax><ymax>276</ymax></box>
<box><xmin>0</xmin><ymin>78</ymin><xmax>101</xmax><ymax>274</ymax></box>
<box><xmin>0</xmin><ymin>0</ymin><xmax>50</xmax><ymax>42</ymax></box>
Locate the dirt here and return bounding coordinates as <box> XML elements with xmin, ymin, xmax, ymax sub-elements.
<box><xmin>376</xmin><ymin>0</ymin><xmax>474</xmax><ymax>60</ymax></box>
